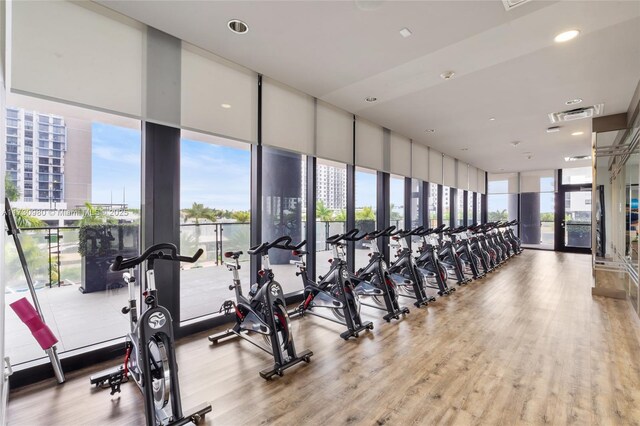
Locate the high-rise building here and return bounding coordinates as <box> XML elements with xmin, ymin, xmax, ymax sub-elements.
<box><xmin>5</xmin><ymin>106</ymin><xmax>92</xmax><ymax>213</ymax></box>
<box><xmin>5</xmin><ymin>107</ymin><xmax>66</xmax><ymax>207</ymax></box>
<box><xmin>316</xmin><ymin>164</ymin><xmax>346</xmax><ymax>210</ymax></box>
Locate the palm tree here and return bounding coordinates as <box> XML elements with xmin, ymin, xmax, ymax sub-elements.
<box><xmin>334</xmin><ymin>209</ymin><xmax>347</xmax><ymax>222</ymax></box>
<box><xmin>5</xmin><ymin>173</ymin><xmax>19</xmax><ymax>201</ymax></box>
<box><xmin>231</xmin><ymin>210</ymin><xmax>250</xmax><ymax>223</ymax></box>
<box><xmin>79</xmin><ymin>202</ymin><xmax>116</xmax><ymax>226</ymax></box>
<box><xmin>316</xmin><ymin>200</ymin><xmax>334</xmax><ymax>222</ymax></box>
<box><xmin>14</xmin><ymin>210</ymin><xmax>46</xmax><ymax>228</ymax></box>
<box><xmin>356</xmin><ymin>206</ymin><xmax>376</xmax><ymax>221</ymax></box>
<box><xmin>182</xmin><ymin>202</ymin><xmax>214</xmax><ymax>224</ymax></box>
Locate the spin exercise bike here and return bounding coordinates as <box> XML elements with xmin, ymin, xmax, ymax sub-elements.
<box><xmin>288</xmin><ymin>230</ymin><xmax>374</xmax><ymax>339</ymax></box>
<box><xmin>208</xmin><ymin>236</ymin><xmax>313</xmax><ymax>379</ymax></box>
<box><xmin>90</xmin><ymin>243</ymin><xmax>212</xmax><ymax>426</ymax></box>
<box><xmin>351</xmin><ymin>226</ymin><xmax>411</xmax><ymax>322</ymax></box>
<box><xmin>387</xmin><ymin>227</ymin><xmax>437</xmax><ymax>308</ymax></box>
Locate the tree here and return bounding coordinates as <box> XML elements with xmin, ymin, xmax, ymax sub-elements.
<box><xmin>231</xmin><ymin>210</ymin><xmax>250</xmax><ymax>223</ymax></box>
<box><xmin>356</xmin><ymin>206</ymin><xmax>375</xmax><ymax>221</ymax></box>
<box><xmin>79</xmin><ymin>202</ymin><xmax>116</xmax><ymax>226</ymax></box>
<box><xmin>5</xmin><ymin>173</ymin><xmax>19</xmax><ymax>201</ymax></box>
<box><xmin>13</xmin><ymin>209</ymin><xmax>46</xmax><ymax>229</ymax></box>
<box><xmin>182</xmin><ymin>202</ymin><xmax>214</xmax><ymax>224</ymax></box>
<box><xmin>316</xmin><ymin>200</ymin><xmax>333</xmax><ymax>222</ymax></box>
<box><xmin>488</xmin><ymin>209</ymin><xmax>508</xmax><ymax>221</ymax></box>
<box><xmin>334</xmin><ymin>209</ymin><xmax>347</xmax><ymax>222</ymax></box>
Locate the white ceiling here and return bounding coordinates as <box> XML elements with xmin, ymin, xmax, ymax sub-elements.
<box><xmin>96</xmin><ymin>0</ymin><xmax>640</xmax><ymax>173</ymax></box>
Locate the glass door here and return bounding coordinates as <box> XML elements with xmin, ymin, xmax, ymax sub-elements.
<box><xmin>559</xmin><ymin>187</ymin><xmax>592</xmax><ymax>253</ymax></box>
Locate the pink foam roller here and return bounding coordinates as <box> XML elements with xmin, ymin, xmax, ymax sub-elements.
<box><xmin>10</xmin><ymin>297</ymin><xmax>58</xmax><ymax>350</ymax></box>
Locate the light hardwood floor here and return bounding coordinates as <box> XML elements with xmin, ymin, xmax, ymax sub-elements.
<box><xmin>7</xmin><ymin>250</ymin><xmax>640</xmax><ymax>425</ymax></box>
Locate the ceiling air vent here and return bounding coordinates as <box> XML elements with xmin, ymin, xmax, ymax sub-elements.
<box><xmin>548</xmin><ymin>103</ymin><xmax>604</xmax><ymax>124</ymax></box>
<box><xmin>502</xmin><ymin>0</ymin><xmax>532</xmax><ymax>11</ymax></box>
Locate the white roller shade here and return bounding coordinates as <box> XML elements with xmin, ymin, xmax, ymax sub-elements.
<box><xmin>181</xmin><ymin>44</ymin><xmax>258</xmax><ymax>143</ymax></box>
<box><xmin>478</xmin><ymin>169</ymin><xmax>487</xmax><ymax>194</ymax></box>
<box><xmin>316</xmin><ymin>101</ymin><xmax>352</xmax><ymax>163</ymax></box>
<box><xmin>262</xmin><ymin>77</ymin><xmax>314</xmax><ymax>155</ymax></box>
<box><xmin>457</xmin><ymin>161</ymin><xmax>469</xmax><ymax>190</ymax></box>
<box><xmin>520</xmin><ymin>170</ymin><xmax>555</xmax><ymax>193</ymax></box>
<box><xmin>468</xmin><ymin>166</ymin><xmax>478</xmax><ymax>192</ymax></box>
<box><xmin>355</xmin><ymin>117</ymin><xmax>384</xmax><ymax>170</ymax></box>
<box><xmin>443</xmin><ymin>155</ymin><xmax>456</xmax><ymax>188</ymax></box>
<box><xmin>11</xmin><ymin>1</ymin><xmax>143</xmax><ymax>116</ymax></box>
<box><xmin>390</xmin><ymin>133</ymin><xmax>411</xmax><ymax>177</ymax></box>
<box><xmin>429</xmin><ymin>148</ymin><xmax>443</xmax><ymax>185</ymax></box>
<box><xmin>488</xmin><ymin>173</ymin><xmax>518</xmax><ymax>193</ymax></box>
<box><xmin>411</xmin><ymin>143</ymin><xmax>429</xmax><ymax>182</ymax></box>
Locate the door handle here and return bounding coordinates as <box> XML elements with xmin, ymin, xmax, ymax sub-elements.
<box><xmin>560</xmin><ymin>221</ymin><xmax>565</xmax><ymax>228</ymax></box>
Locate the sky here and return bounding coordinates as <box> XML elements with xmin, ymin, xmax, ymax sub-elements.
<box><xmin>355</xmin><ymin>170</ymin><xmax>376</xmax><ymax>209</ymax></box>
<box><xmin>91</xmin><ymin>122</ymin><xmax>141</xmax><ymax>207</ymax></box>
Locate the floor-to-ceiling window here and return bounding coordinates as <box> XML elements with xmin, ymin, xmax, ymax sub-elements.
<box><xmin>316</xmin><ymin>158</ymin><xmax>347</xmax><ymax>278</ymax></box>
<box><xmin>390</xmin><ymin>175</ymin><xmax>405</xmax><ymax>230</ymax></box>
<box><xmin>467</xmin><ymin>191</ymin><xmax>474</xmax><ymax>225</ymax></box>
<box><xmin>262</xmin><ymin>147</ymin><xmax>307</xmax><ymax>294</ymax></box>
<box><xmin>488</xmin><ymin>173</ymin><xmax>518</xmax><ymax>226</ymax></box>
<box><xmin>429</xmin><ymin>183</ymin><xmax>438</xmax><ymax>228</ymax></box>
<box><xmin>477</xmin><ymin>194</ymin><xmax>483</xmax><ymax>223</ymax></box>
<box><xmin>442</xmin><ymin>186</ymin><xmax>451</xmax><ymax>226</ymax></box>
<box><xmin>411</xmin><ymin>179</ymin><xmax>423</xmax><ymax>247</ymax></box>
<box><xmin>4</xmin><ymin>93</ymin><xmax>141</xmax><ymax>365</ymax></box>
<box><xmin>456</xmin><ymin>189</ymin><xmax>465</xmax><ymax>226</ymax></box>
<box><xmin>355</xmin><ymin>167</ymin><xmax>377</xmax><ymax>269</ymax></box>
<box><xmin>520</xmin><ymin>170</ymin><xmax>555</xmax><ymax>249</ymax></box>
<box><xmin>179</xmin><ymin>130</ymin><xmax>251</xmax><ymax>321</ymax></box>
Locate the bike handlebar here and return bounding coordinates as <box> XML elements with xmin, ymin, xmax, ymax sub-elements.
<box><xmin>366</xmin><ymin>226</ymin><xmax>396</xmax><ymax>240</ymax></box>
<box><xmin>247</xmin><ymin>235</ymin><xmax>293</xmax><ymax>255</ymax></box>
<box><xmin>111</xmin><ymin>243</ymin><xmax>203</xmax><ymax>271</ymax></box>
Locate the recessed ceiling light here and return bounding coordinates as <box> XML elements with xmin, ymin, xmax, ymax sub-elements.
<box><xmin>461</xmin><ymin>148</ymin><xmax>469</xmax><ymax>151</ymax></box>
<box><xmin>489</xmin><ymin>117</ymin><xmax>496</xmax><ymax>121</ymax></box>
<box><xmin>221</xmin><ymin>103</ymin><xmax>231</xmax><ymax>109</ymax></box>
<box><xmin>399</xmin><ymin>28</ymin><xmax>412</xmax><ymax>38</ymax></box>
<box><xmin>425</xmin><ymin>129</ymin><xmax>435</xmax><ymax>133</ymax></box>
<box><xmin>365</xmin><ymin>96</ymin><xmax>377</xmax><ymax>102</ymax></box>
<box><xmin>565</xmin><ymin>98</ymin><xmax>583</xmax><ymax>105</ymax></box>
<box><xmin>571</xmin><ymin>131</ymin><xmax>584</xmax><ymax>136</ymax></box>
<box><xmin>554</xmin><ymin>29</ymin><xmax>580</xmax><ymax>43</ymax></box>
<box><xmin>510</xmin><ymin>141</ymin><xmax>521</xmax><ymax>147</ymax></box>
<box><xmin>440</xmin><ymin>71</ymin><xmax>455</xmax><ymax>80</ymax></box>
<box><xmin>547</xmin><ymin>126</ymin><xmax>561</xmax><ymax>133</ymax></box>
<box><xmin>228</xmin><ymin>19</ymin><xmax>249</xmax><ymax>34</ymax></box>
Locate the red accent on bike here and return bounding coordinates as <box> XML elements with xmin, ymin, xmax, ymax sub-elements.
<box><xmin>258</xmin><ymin>270</ymin><xmax>265</xmax><ymax>277</ymax></box>
<box><xmin>328</xmin><ymin>259</ymin><xmax>333</xmax><ymax>263</ymax></box>
<box><xmin>292</xmin><ymin>250</ymin><xmax>300</xmax><ymax>256</ymax></box>
<box><xmin>234</xmin><ymin>305</ymin><xmax>244</xmax><ymax>320</ymax></box>
<box><xmin>224</xmin><ymin>252</ymin><xmax>234</xmax><ymax>258</ymax></box>
<box><xmin>368</xmin><ymin>253</ymin><xmax>372</xmax><ymax>257</ymax></box>
<box><xmin>304</xmin><ymin>293</ymin><xmax>313</xmax><ymax>309</ymax></box>
<box><xmin>275</xmin><ymin>311</ymin><xmax>288</xmax><ymax>332</ymax></box>
<box><xmin>123</xmin><ymin>346</ymin><xmax>132</xmax><ymax>377</ymax></box>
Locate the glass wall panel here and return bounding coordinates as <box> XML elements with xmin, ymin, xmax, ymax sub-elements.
<box><xmin>467</xmin><ymin>191</ymin><xmax>474</xmax><ymax>225</ymax></box>
<box><xmin>411</xmin><ymin>179</ymin><xmax>423</xmax><ymax>247</ymax></box>
<box><xmin>355</xmin><ymin>167</ymin><xmax>377</xmax><ymax>270</ymax></box>
<box><xmin>4</xmin><ymin>93</ymin><xmax>141</xmax><ymax>365</ymax></box>
<box><xmin>316</xmin><ymin>158</ymin><xmax>347</xmax><ymax>279</ymax></box>
<box><xmin>262</xmin><ymin>147</ymin><xmax>306</xmax><ymax>294</ymax></box>
<box><xmin>428</xmin><ymin>183</ymin><xmax>438</xmax><ymax>228</ymax></box>
<box><xmin>179</xmin><ymin>130</ymin><xmax>251</xmax><ymax>321</ymax></box>
<box><xmin>442</xmin><ymin>186</ymin><xmax>451</xmax><ymax>226</ymax></box>
<box><xmin>521</xmin><ymin>193</ymin><xmax>555</xmax><ymax>249</ymax></box>
<box><xmin>390</xmin><ymin>175</ymin><xmax>405</xmax><ymax>230</ymax></box>
<box><xmin>488</xmin><ymin>194</ymin><xmax>519</xmax><ymax>222</ymax></box>
<box><xmin>456</xmin><ymin>189</ymin><xmax>465</xmax><ymax>226</ymax></box>
<box><xmin>477</xmin><ymin>195</ymin><xmax>482</xmax><ymax>223</ymax></box>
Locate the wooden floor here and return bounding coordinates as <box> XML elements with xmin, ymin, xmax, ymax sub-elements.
<box><xmin>7</xmin><ymin>250</ymin><xmax>640</xmax><ymax>425</ymax></box>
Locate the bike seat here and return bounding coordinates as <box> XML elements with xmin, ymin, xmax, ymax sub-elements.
<box><xmin>224</xmin><ymin>251</ymin><xmax>243</xmax><ymax>259</ymax></box>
